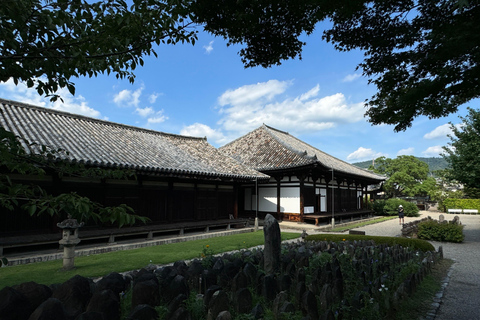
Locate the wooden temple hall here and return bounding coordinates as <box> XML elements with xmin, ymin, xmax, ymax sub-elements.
<box><xmin>220</xmin><ymin>125</ymin><xmax>385</xmax><ymax>224</ymax></box>
<box><xmin>0</xmin><ymin>99</ymin><xmax>384</xmax><ymax>250</ymax></box>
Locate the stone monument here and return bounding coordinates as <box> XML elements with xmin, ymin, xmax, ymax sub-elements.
<box><xmin>263</xmin><ymin>214</ymin><xmax>281</xmax><ymax>275</ymax></box>
<box><xmin>57</xmin><ymin>215</ymin><xmax>84</xmax><ymax>270</ymax></box>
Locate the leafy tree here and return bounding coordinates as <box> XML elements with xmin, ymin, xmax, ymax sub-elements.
<box><xmin>370</xmin><ymin>155</ymin><xmax>432</xmax><ymax>198</ymax></box>
<box><xmin>322</xmin><ymin>0</ymin><xmax>480</xmax><ymax>131</ymax></box>
<box><xmin>371</xmin><ymin>198</ymin><xmax>419</xmax><ymax>217</ymax></box>
<box><xmin>443</xmin><ymin>107</ymin><xmax>480</xmax><ymax>197</ymax></box>
<box><xmin>4</xmin><ymin>0</ymin><xmax>479</xmax><ymax>133</ymax></box>
<box><xmin>1</xmin><ymin>0</ymin><xmax>197</xmax><ymax>101</ymax></box>
<box><xmin>194</xmin><ymin>0</ymin><xmax>480</xmax><ymax>131</ymax></box>
<box><xmin>0</xmin><ymin>127</ymin><xmax>148</xmax><ymax>227</ymax></box>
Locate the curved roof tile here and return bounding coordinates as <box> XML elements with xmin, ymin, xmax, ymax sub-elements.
<box><xmin>220</xmin><ymin>124</ymin><xmax>384</xmax><ymax>182</ymax></box>
<box><xmin>0</xmin><ymin>99</ymin><xmax>268</xmax><ymax>181</ymax></box>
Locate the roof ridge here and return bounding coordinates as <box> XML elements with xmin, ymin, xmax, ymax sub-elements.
<box><xmin>262</xmin><ymin>124</ymin><xmax>318</xmax><ymax>162</ymax></box>
<box><xmin>0</xmin><ymin>98</ymin><xmax>206</xmax><ymax>141</ymax></box>
<box><xmin>262</xmin><ymin>124</ymin><xmax>384</xmax><ymax>179</ymax></box>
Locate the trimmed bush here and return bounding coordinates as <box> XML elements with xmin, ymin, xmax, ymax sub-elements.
<box><xmin>442</xmin><ymin>198</ymin><xmax>480</xmax><ymax>212</ymax></box>
<box><xmin>372</xmin><ymin>199</ymin><xmax>386</xmax><ymax>215</ymax></box>
<box><xmin>417</xmin><ymin>220</ymin><xmax>465</xmax><ymax>243</ymax></box>
<box><xmin>372</xmin><ymin>198</ymin><xmax>420</xmax><ymax>217</ymax></box>
<box><xmin>306</xmin><ymin>234</ymin><xmax>435</xmax><ymax>252</ymax></box>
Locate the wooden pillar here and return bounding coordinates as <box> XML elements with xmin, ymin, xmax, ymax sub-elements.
<box><xmin>167</xmin><ymin>181</ymin><xmax>174</xmax><ymax>222</ymax></box>
<box><xmin>299</xmin><ymin>176</ymin><xmax>305</xmax><ymax>222</ymax></box>
<box><xmin>276</xmin><ymin>177</ymin><xmax>281</xmax><ymax>220</ymax></box>
<box><xmin>233</xmin><ymin>184</ymin><xmax>238</xmax><ymax>219</ymax></box>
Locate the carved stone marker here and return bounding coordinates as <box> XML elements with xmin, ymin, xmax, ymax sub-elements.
<box><xmin>57</xmin><ymin>216</ymin><xmax>84</xmax><ymax>270</ymax></box>
<box><xmin>263</xmin><ymin>214</ymin><xmax>281</xmax><ymax>275</ymax></box>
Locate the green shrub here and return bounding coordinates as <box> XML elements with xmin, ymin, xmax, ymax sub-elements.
<box><xmin>306</xmin><ymin>234</ymin><xmax>435</xmax><ymax>252</ymax></box>
<box><xmin>373</xmin><ymin>198</ymin><xmax>420</xmax><ymax>217</ymax></box>
<box><xmin>417</xmin><ymin>220</ymin><xmax>464</xmax><ymax>243</ymax></box>
<box><xmin>372</xmin><ymin>199</ymin><xmax>386</xmax><ymax>215</ymax></box>
<box><xmin>442</xmin><ymin>198</ymin><xmax>480</xmax><ymax>212</ymax></box>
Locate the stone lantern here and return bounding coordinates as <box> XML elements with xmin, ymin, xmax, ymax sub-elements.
<box><xmin>57</xmin><ymin>215</ymin><xmax>84</xmax><ymax>270</ymax></box>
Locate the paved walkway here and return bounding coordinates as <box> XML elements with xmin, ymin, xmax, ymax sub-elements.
<box><xmin>282</xmin><ymin>210</ymin><xmax>480</xmax><ymax>320</ymax></box>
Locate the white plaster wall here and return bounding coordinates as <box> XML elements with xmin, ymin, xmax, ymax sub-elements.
<box><xmin>320</xmin><ymin>188</ymin><xmax>327</xmax><ymax>212</ymax></box>
<box><xmin>259</xmin><ymin>187</ymin><xmax>278</xmax><ymax>212</ymax></box>
<box><xmin>280</xmin><ymin>187</ymin><xmax>300</xmax><ymax>213</ymax></box>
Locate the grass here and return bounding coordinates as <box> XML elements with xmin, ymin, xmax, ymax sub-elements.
<box><xmin>0</xmin><ymin>229</ymin><xmax>454</xmax><ymax>320</ymax></box>
<box><xmin>0</xmin><ymin>231</ymin><xmax>301</xmax><ymax>289</ymax></box>
<box><xmin>394</xmin><ymin>258</ymin><xmax>454</xmax><ymax>320</ymax></box>
<box><xmin>330</xmin><ymin>216</ymin><xmax>397</xmax><ymax>232</ymax></box>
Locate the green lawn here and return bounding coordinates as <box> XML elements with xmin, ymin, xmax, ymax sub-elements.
<box><xmin>0</xmin><ymin>231</ymin><xmax>300</xmax><ymax>289</ymax></box>
<box><xmin>330</xmin><ymin>216</ymin><xmax>397</xmax><ymax>232</ymax></box>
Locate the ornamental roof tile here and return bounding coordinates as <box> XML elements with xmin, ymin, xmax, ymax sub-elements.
<box><xmin>0</xmin><ymin>99</ymin><xmax>268</xmax><ymax>181</ymax></box>
<box><xmin>220</xmin><ymin>124</ymin><xmax>385</xmax><ymax>182</ymax></box>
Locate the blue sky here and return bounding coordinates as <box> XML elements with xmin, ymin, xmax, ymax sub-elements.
<box><xmin>0</xmin><ymin>26</ymin><xmax>475</xmax><ymax>164</ymax></box>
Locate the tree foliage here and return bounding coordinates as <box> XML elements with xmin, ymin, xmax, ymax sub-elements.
<box><xmin>323</xmin><ymin>0</ymin><xmax>480</xmax><ymax>131</ymax></box>
<box><xmin>0</xmin><ymin>0</ymin><xmax>197</xmax><ymax>101</ymax></box>
<box><xmin>0</xmin><ymin>127</ymin><xmax>149</xmax><ymax>227</ymax></box>
<box><xmin>370</xmin><ymin>155</ymin><xmax>434</xmax><ymax>198</ymax></box>
<box><xmin>192</xmin><ymin>0</ymin><xmax>322</xmax><ymax>68</ymax></box>
<box><xmin>443</xmin><ymin>107</ymin><xmax>480</xmax><ymax>196</ymax></box>
<box><xmin>194</xmin><ymin>0</ymin><xmax>480</xmax><ymax>130</ymax></box>
<box><xmin>3</xmin><ymin>0</ymin><xmax>479</xmax><ymax>132</ymax></box>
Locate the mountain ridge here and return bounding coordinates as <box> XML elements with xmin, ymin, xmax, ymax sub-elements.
<box><xmin>352</xmin><ymin>157</ymin><xmax>449</xmax><ymax>172</ymax></box>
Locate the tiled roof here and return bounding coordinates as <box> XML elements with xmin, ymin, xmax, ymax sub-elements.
<box><xmin>0</xmin><ymin>99</ymin><xmax>268</xmax><ymax>181</ymax></box>
<box><xmin>220</xmin><ymin>124</ymin><xmax>385</xmax><ymax>182</ymax></box>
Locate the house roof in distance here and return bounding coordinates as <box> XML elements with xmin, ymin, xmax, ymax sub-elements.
<box><xmin>220</xmin><ymin>124</ymin><xmax>385</xmax><ymax>182</ymax></box>
<box><xmin>0</xmin><ymin>99</ymin><xmax>268</xmax><ymax>181</ymax></box>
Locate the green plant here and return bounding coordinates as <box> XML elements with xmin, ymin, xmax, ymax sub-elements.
<box><xmin>383</xmin><ymin>198</ymin><xmax>420</xmax><ymax>217</ymax></box>
<box><xmin>417</xmin><ymin>220</ymin><xmax>465</xmax><ymax>243</ymax></box>
<box><xmin>185</xmin><ymin>290</ymin><xmax>205</xmax><ymax>320</ymax></box>
<box><xmin>119</xmin><ymin>288</ymin><xmax>133</xmax><ymax>319</ymax></box>
<box><xmin>155</xmin><ymin>305</ymin><xmax>169</xmax><ymax>319</ymax></box>
<box><xmin>442</xmin><ymin>198</ymin><xmax>480</xmax><ymax>212</ymax></box>
<box><xmin>372</xmin><ymin>199</ymin><xmax>386</xmax><ymax>215</ymax></box>
<box><xmin>306</xmin><ymin>234</ymin><xmax>435</xmax><ymax>252</ymax></box>
<box><xmin>200</xmin><ymin>244</ymin><xmax>215</xmax><ymax>269</ymax></box>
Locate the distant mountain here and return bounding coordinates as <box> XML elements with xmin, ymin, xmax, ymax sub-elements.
<box><xmin>352</xmin><ymin>157</ymin><xmax>449</xmax><ymax>173</ymax></box>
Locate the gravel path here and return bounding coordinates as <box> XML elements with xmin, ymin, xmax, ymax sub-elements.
<box><xmin>352</xmin><ymin>211</ymin><xmax>480</xmax><ymax>320</ymax></box>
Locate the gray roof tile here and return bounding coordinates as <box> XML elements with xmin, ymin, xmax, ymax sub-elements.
<box><xmin>0</xmin><ymin>99</ymin><xmax>268</xmax><ymax>181</ymax></box>
<box><xmin>220</xmin><ymin>124</ymin><xmax>385</xmax><ymax>182</ymax></box>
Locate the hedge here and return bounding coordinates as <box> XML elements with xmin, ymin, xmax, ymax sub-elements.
<box><xmin>372</xmin><ymin>198</ymin><xmax>420</xmax><ymax>217</ymax></box>
<box><xmin>442</xmin><ymin>198</ymin><xmax>480</xmax><ymax>212</ymax></box>
<box><xmin>306</xmin><ymin>234</ymin><xmax>435</xmax><ymax>252</ymax></box>
<box><xmin>417</xmin><ymin>219</ymin><xmax>464</xmax><ymax>243</ymax></box>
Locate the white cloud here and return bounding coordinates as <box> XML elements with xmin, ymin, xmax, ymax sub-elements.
<box><xmin>397</xmin><ymin>147</ymin><xmax>414</xmax><ymax>156</ymax></box>
<box><xmin>299</xmin><ymin>84</ymin><xmax>320</xmax><ymax>101</ymax></box>
<box><xmin>113</xmin><ymin>86</ymin><xmax>143</xmax><ymax>107</ymax></box>
<box><xmin>216</xmin><ymin>80</ymin><xmax>366</xmax><ymax>135</ymax></box>
<box><xmin>147</xmin><ymin>110</ymin><xmax>168</xmax><ymax>124</ymax></box>
<box><xmin>135</xmin><ymin>107</ymin><xmax>154</xmax><ymax>117</ymax></box>
<box><xmin>346</xmin><ymin>147</ymin><xmax>385</xmax><ymax>161</ymax></box>
<box><xmin>218</xmin><ymin>80</ymin><xmax>290</xmax><ymax>108</ymax></box>
<box><xmin>342</xmin><ymin>73</ymin><xmax>361</xmax><ymax>82</ymax></box>
<box><xmin>203</xmin><ymin>41</ymin><xmax>214</xmax><ymax>54</ymax></box>
<box><xmin>424</xmin><ymin>124</ymin><xmax>453</xmax><ymax>139</ymax></box>
<box><xmin>149</xmin><ymin>93</ymin><xmax>160</xmax><ymax>104</ymax></box>
<box><xmin>181</xmin><ymin>123</ymin><xmax>228</xmax><ymax>145</ymax></box>
<box><xmin>422</xmin><ymin>145</ymin><xmax>445</xmax><ymax>157</ymax></box>
<box><xmin>0</xmin><ymin>78</ymin><xmax>101</xmax><ymax>118</ymax></box>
